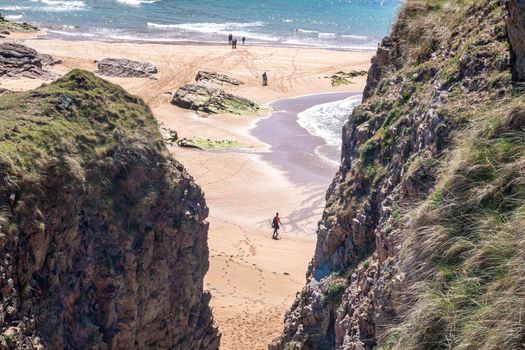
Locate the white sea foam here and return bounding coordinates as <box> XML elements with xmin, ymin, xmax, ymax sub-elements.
<box><xmin>4</xmin><ymin>0</ymin><xmax>87</xmax><ymax>12</ymax></box>
<box><xmin>146</xmin><ymin>21</ymin><xmax>279</xmax><ymax>42</ymax></box>
<box><xmin>0</xmin><ymin>6</ymin><xmax>32</xmax><ymax>11</ymax></box>
<box><xmin>41</xmin><ymin>0</ymin><xmax>86</xmax><ymax>10</ymax></box>
<box><xmin>147</xmin><ymin>21</ymin><xmax>265</xmax><ymax>32</ymax></box>
<box><xmin>116</xmin><ymin>0</ymin><xmax>159</xmax><ymax>6</ymax></box>
<box><xmin>297</xmin><ymin>95</ymin><xmax>362</xmax><ymax>164</ymax></box>
<box><xmin>48</xmin><ymin>30</ymin><xmax>96</xmax><ymax>37</ymax></box>
<box><xmin>5</xmin><ymin>15</ymin><xmax>23</xmax><ymax>20</ymax></box>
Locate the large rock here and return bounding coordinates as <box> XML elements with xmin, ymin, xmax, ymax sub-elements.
<box><xmin>0</xmin><ymin>42</ymin><xmax>56</xmax><ymax>79</ymax></box>
<box><xmin>0</xmin><ymin>70</ymin><xmax>220</xmax><ymax>349</ymax></box>
<box><xmin>195</xmin><ymin>71</ymin><xmax>243</xmax><ymax>86</ymax></box>
<box><xmin>96</xmin><ymin>58</ymin><xmax>158</xmax><ymax>78</ymax></box>
<box><xmin>171</xmin><ymin>83</ymin><xmax>261</xmax><ymax>115</ymax></box>
<box><xmin>506</xmin><ymin>0</ymin><xmax>525</xmax><ymax>80</ymax></box>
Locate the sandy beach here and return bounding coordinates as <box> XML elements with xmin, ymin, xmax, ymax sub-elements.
<box><xmin>0</xmin><ymin>33</ymin><xmax>373</xmax><ymax>349</ymax></box>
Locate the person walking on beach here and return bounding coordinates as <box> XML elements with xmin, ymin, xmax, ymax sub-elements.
<box><xmin>262</xmin><ymin>72</ymin><xmax>268</xmax><ymax>86</ymax></box>
<box><xmin>232</xmin><ymin>38</ymin><xmax>237</xmax><ymax>49</ymax></box>
<box><xmin>271</xmin><ymin>212</ymin><xmax>282</xmax><ymax>240</ymax></box>
<box><xmin>228</xmin><ymin>33</ymin><xmax>233</xmax><ymax>45</ymax></box>
<box><xmin>242</xmin><ymin>36</ymin><xmax>246</xmax><ymax>45</ymax></box>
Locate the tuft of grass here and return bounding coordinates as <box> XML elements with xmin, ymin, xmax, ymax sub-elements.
<box><xmin>387</xmin><ymin>105</ymin><xmax>525</xmax><ymax>350</ymax></box>
<box><xmin>323</xmin><ymin>279</ymin><xmax>347</xmax><ymax>302</ymax></box>
<box><xmin>0</xmin><ymin>70</ymin><xmax>160</xmax><ymax>177</ymax></box>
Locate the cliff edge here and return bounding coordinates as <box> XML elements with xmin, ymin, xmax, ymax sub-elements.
<box><xmin>272</xmin><ymin>1</ymin><xmax>525</xmax><ymax>349</ymax></box>
<box><xmin>0</xmin><ymin>70</ymin><xmax>220</xmax><ymax>349</ymax></box>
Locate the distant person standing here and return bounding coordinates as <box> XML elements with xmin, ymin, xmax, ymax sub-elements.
<box><xmin>262</xmin><ymin>72</ymin><xmax>268</xmax><ymax>86</ymax></box>
<box><xmin>271</xmin><ymin>212</ymin><xmax>283</xmax><ymax>239</ymax></box>
<box><xmin>242</xmin><ymin>36</ymin><xmax>246</xmax><ymax>45</ymax></box>
<box><xmin>228</xmin><ymin>33</ymin><xmax>233</xmax><ymax>45</ymax></box>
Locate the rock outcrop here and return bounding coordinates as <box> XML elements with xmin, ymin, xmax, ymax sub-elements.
<box><xmin>195</xmin><ymin>71</ymin><xmax>243</xmax><ymax>86</ymax></box>
<box><xmin>0</xmin><ymin>14</ymin><xmax>38</xmax><ymax>33</ymax></box>
<box><xmin>0</xmin><ymin>88</ymin><xmax>12</xmax><ymax>96</ymax></box>
<box><xmin>0</xmin><ymin>70</ymin><xmax>220</xmax><ymax>349</ymax></box>
<box><xmin>96</xmin><ymin>58</ymin><xmax>158</xmax><ymax>78</ymax></box>
<box><xmin>0</xmin><ymin>43</ymin><xmax>59</xmax><ymax>79</ymax></box>
<box><xmin>506</xmin><ymin>0</ymin><xmax>525</xmax><ymax>81</ymax></box>
<box><xmin>272</xmin><ymin>1</ymin><xmax>525</xmax><ymax>349</ymax></box>
<box><xmin>171</xmin><ymin>83</ymin><xmax>261</xmax><ymax>115</ymax></box>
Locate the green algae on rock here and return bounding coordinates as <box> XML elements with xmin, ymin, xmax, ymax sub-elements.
<box><xmin>330</xmin><ymin>70</ymin><xmax>368</xmax><ymax>87</ymax></box>
<box><xmin>171</xmin><ymin>83</ymin><xmax>266</xmax><ymax>116</ymax></box>
<box><xmin>0</xmin><ymin>70</ymin><xmax>220</xmax><ymax>350</ymax></box>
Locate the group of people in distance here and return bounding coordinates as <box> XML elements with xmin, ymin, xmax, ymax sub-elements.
<box><xmin>228</xmin><ymin>33</ymin><xmax>245</xmax><ymax>49</ymax></box>
<box><xmin>227</xmin><ymin>34</ymin><xmax>268</xmax><ymax>87</ymax></box>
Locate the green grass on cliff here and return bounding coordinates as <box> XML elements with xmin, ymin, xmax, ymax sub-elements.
<box><xmin>0</xmin><ymin>70</ymin><xmax>161</xmax><ymax>178</ymax></box>
<box><xmin>333</xmin><ymin>0</ymin><xmax>525</xmax><ymax>349</ymax></box>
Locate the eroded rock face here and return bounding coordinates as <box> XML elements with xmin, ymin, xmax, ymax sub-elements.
<box><xmin>271</xmin><ymin>1</ymin><xmax>514</xmax><ymax>349</ymax></box>
<box><xmin>363</xmin><ymin>40</ymin><xmax>393</xmax><ymax>100</ymax></box>
<box><xmin>0</xmin><ymin>70</ymin><xmax>220</xmax><ymax>349</ymax></box>
<box><xmin>0</xmin><ymin>42</ymin><xmax>58</xmax><ymax>79</ymax></box>
<box><xmin>506</xmin><ymin>0</ymin><xmax>525</xmax><ymax>80</ymax></box>
<box><xmin>171</xmin><ymin>83</ymin><xmax>260</xmax><ymax>115</ymax></box>
<box><xmin>96</xmin><ymin>58</ymin><xmax>158</xmax><ymax>78</ymax></box>
<box><xmin>195</xmin><ymin>71</ymin><xmax>243</xmax><ymax>86</ymax></box>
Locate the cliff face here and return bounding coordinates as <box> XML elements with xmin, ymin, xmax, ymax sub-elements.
<box><xmin>272</xmin><ymin>1</ymin><xmax>525</xmax><ymax>349</ymax></box>
<box><xmin>0</xmin><ymin>71</ymin><xmax>220</xmax><ymax>349</ymax></box>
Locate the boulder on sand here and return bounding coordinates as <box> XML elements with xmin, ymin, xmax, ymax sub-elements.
<box><xmin>195</xmin><ymin>71</ymin><xmax>243</xmax><ymax>86</ymax></box>
<box><xmin>0</xmin><ymin>42</ymin><xmax>57</xmax><ymax>79</ymax></box>
<box><xmin>171</xmin><ymin>83</ymin><xmax>261</xmax><ymax>115</ymax></box>
<box><xmin>96</xmin><ymin>58</ymin><xmax>158</xmax><ymax>78</ymax></box>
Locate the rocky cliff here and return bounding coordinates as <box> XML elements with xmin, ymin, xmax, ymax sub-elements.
<box><xmin>0</xmin><ymin>70</ymin><xmax>220</xmax><ymax>349</ymax></box>
<box><xmin>272</xmin><ymin>1</ymin><xmax>525</xmax><ymax>349</ymax></box>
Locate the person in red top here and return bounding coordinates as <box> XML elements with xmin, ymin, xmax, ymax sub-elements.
<box><xmin>272</xmin><ymin>212</ymin><xmax>283</xmax><ymax>240</ymax></box>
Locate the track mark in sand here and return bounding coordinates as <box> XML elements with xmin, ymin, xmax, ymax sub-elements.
<box><xmin>219</xmin><ymin>306</ymin><xmax>287</xmax><ymax>350</ymax></box>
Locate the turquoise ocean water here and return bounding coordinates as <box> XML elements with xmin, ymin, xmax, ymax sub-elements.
<box><xmin>0</xmin><ymin>0</ymin><xmax>402</xmax><ymax>50</ymax></box>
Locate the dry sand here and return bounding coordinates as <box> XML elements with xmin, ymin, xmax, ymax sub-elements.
<box><xmin>0</xmin><ymin>34</ymin><xmax>373</xmax><ymax>349</ymax></box>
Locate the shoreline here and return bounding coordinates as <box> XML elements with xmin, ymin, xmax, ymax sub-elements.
<box><xmin>0</xmin><ymin>34</ymin><xmax>372</xmax><ymax>349</ymax></box>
